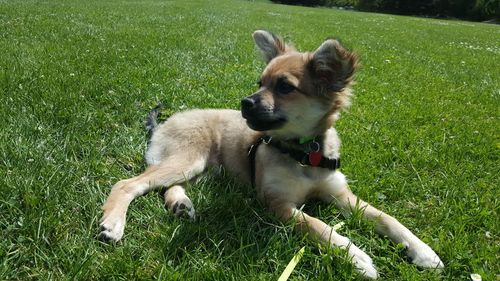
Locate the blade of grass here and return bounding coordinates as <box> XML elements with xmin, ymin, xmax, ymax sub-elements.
<box><xmin>278</xmin><ymin>246</ymin><xmax>305</xmax><ymax>281</ymax></box>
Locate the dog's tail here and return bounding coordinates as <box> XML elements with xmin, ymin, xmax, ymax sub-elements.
<box><xmin>145</xmin><ymin>103</ymin><xmax>163</xmax><ymax>137</ymax></box>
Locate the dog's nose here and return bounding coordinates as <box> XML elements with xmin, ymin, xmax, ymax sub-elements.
<box><xmin>241</xmin><ymin>97</ymin><xmax>255</xmax><ymax>110</ymax></box>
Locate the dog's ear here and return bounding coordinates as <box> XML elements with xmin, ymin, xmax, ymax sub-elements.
<box><xmin>253</xmin><ymin>30</ymin><xmax>293</xmax><ymax>63</ymax></box>
<box><xmin>309</xmin><ymin>39</ymin><xmax>358</xmax><ymax>92</ymax></box>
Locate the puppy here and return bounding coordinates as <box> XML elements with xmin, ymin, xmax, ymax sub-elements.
<box><xmin>99</xmin><ymin>30</ymin><xmax>444</xmax><ymax>279</ymax></box>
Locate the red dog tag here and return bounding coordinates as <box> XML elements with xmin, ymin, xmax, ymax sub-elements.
<box><xmin>309</xmin><ymin>151</ymin><xmax>322</xmax><ymax>166</ymax></box>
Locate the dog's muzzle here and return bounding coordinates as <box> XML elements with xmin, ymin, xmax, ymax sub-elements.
<box><xmin>241</xmin><ymin>96</ymin><xmax>286</xmax><ymax>131</ymax></box>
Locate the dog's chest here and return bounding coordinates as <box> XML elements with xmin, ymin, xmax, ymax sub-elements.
<box><xmin>256</xmin><ymin>146</ymin><xmax>338</xmax><ymax>205</ymax></box>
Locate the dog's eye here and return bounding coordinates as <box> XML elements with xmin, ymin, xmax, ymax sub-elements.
<box><xmin>276</xmin><ymin>80</ymin><xmax>295</xmax><ymax>95</ymax></box>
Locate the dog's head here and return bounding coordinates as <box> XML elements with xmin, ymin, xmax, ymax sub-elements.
<box><xmin>241</xmin><ymin>30</ymin><xmax>358</xmax><ymax>139</ymax></box>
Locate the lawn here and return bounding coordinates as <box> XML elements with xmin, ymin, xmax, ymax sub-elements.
<box><xmin>0</xmin><ymin>0</ymin><xmax>498</xmax><ymax>280</ymax></box>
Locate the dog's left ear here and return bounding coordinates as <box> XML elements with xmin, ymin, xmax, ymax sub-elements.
<box><xmin>253</xmin><ymin>30</ymin><xmax>294</xmax><ymax>63</ymax></box>
<box><xmin>309</xmin><ymin>39</ymin><xmax>358</xmax><ymax>92</ymax></box>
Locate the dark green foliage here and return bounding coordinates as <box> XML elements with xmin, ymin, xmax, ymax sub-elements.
<box><xmin>271</xmin><ymin>0</ymin><xmax>357</xmax><ymax>8</ymax></box>
<box><xmin>355</xmin><ymin>0</ymin><xmax>499</xmax><ymax>20</ymax></box>
<box><xmin>271</xmin><ymin>0</ymin><xmax>499</xmax><ymax>21</ymax></box>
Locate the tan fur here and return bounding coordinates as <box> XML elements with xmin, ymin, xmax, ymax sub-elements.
<box><xmin>99</xmin><ymin>31</ymin><xmax>443</xmax><ymax>279</ymax></box>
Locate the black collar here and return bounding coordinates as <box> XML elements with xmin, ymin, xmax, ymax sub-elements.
<box><xmin>248</xmin><ymin>135</ymin><xmax>341</xmax><ymax>188</ymax></box>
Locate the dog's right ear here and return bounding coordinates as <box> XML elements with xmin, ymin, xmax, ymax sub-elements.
<box><xmin>253</xmin><ymin>30</ymin><xmax>293</xmax><ymax>63</ymax></box>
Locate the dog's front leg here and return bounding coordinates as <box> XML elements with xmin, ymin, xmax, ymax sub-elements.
<box><xmin>272</xmin><ymin>204</ymin><xmax>379</xmax><ymax>279</ymax></box>
<box><xmin>329</xmin><ymin>184</ymin><xmax>444</xmax><ymax>269</ymax></box>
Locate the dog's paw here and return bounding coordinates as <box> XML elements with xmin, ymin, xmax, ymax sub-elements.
<box><xmin>407</xmin><ymin>242</ymin><xmax>444</xmax><ymax>269</ymax></box>
<box><xmin>348</xmin><ymin>244</ymin><xmax>379</xmax><ymax>279</ymax></box>
<box><xmin>98</xmin><ymin>214</ymin><xmax>125</xmax><ymax>242</ymax></box>
<box><xmin>170</xmin><ymin>198</ymin><xmax>196</xmax><ymax>221</ymax></box>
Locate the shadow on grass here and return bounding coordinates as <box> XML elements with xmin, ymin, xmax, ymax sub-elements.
<box><xmin>143</xmin><ymin>170</ymin><xmax>369</xmax><ymax>279</ymax></box>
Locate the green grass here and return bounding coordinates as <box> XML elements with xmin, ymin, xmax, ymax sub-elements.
<box><xmin>1</xmin><ymin>0</ymin><xmax>499</xmax><ymax>280</ymax></box>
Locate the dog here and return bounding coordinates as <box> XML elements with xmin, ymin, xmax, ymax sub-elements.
<box><xmin>98</xmin><ymin>30</ymin><xmax>444</xmax><ymax>279</ymax></box>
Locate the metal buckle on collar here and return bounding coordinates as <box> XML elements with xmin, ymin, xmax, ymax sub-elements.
<box><xmin>262</xmin><ymin>136</ymin><xmax>272</xmax><ymax>144</ymax></box>
<box><xmin>302</xmin><ymin>140</ymin><xmax>320</xmax><ymax>153</ymax></box>
<box><xmin>310</xmin><ymin>141</ymin><xmax>320</xmax><ymax>152</ymax></box>
<box><xmin>247</xmin><ymin>144</ymin><xmax>255</xmax><ymax>156</ymax></box>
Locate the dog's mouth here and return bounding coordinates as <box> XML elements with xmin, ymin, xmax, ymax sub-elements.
<box><xmin>242</xmin><ymin>110</ymin><xmax>287</xmax><ymax>131</ymax></box>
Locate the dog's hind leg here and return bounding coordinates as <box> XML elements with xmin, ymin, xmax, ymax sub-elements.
<box><xmin>98</xmin><ymin>155</ymin><xmax>206</xmax><ymax>242</ymax></box>
<box><xmin>164</xmin><ymin>185</ymin><xmax>195</xmax><ymax>221</ymax></box>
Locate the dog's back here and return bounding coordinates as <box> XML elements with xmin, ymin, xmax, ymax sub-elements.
<box><xmin>145</xmin><ymin>109</ymin><xmax>261</xmax><ymax>183</ymax></box>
